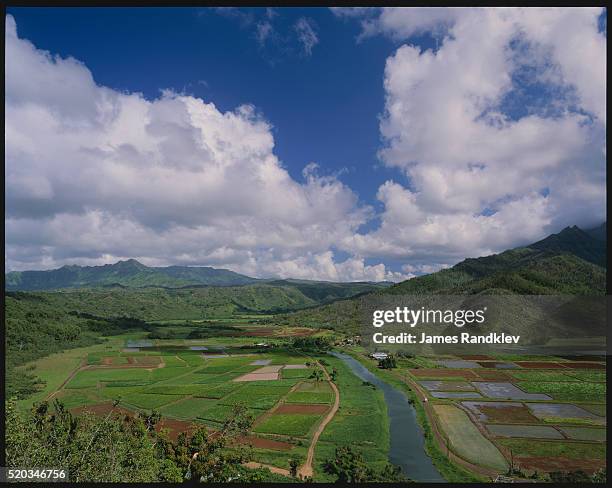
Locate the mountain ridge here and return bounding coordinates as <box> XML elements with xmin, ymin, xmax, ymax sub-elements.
<box><xmin>6</xmin><ymin>259</ymin><xmax>389</xmax><ymax>291</ymax></box>
<box><xmin>277</xmin><ymin>223</ymin><xmax>606</xmax><ymax>333</ymax></box>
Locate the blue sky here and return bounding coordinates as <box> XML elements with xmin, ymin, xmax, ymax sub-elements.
<box><xmin>9</xmin><ymin>7</ymin><xmax>404</xmax><ymax>206</ymax></box>
<box><xmin>5</xmin><ymin>8</ymin><xmax>607</xmax><ymax>281</ymax></box>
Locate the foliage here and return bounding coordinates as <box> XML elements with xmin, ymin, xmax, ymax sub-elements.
<box><xmin>324</xmin><ymin>446</ymin><xmax>410</xmax><ymax>482</ymax></box>
<box><xmin>5</xmin><ymin>398</ymin><xmax>259</xmax><ymax>483</ymax></box>
<box><xmin>379</xmin><ymin>356</ymin><xmax>397</xmax><ymax>369</ymax></box>
<box><xmin>292</xmin><ymin>336</ymin><xmax>333</xmax><ymax>352</ymax></box>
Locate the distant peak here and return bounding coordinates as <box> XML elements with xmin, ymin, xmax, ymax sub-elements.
<box><xmin>112</xmin><ymin>259</ymin><xmax>147</xmax><ymax>269</ymax></box>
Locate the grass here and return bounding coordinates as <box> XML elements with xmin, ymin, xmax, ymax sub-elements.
<box><xmin>120</xmin><ymin>392</ymin><xmax>183</xmax><ymax>410</ymax></box>
<box><xmin>509</xmin><ymin>371</ymin><xmax>576</xmax><ymax>382</ymax></box>
<box><xmin>563</xmin><ymin>371</ymin><xmax>606</xmax><ymax>382</ymax></box>
<box><xmin>159</xmin><ymin>397</ymin><xmax>217</xmax><ymax>419</ymax></box>
<box><xmin>198</xmin><ymin>404</ymin><xmax>260</xmax><ymax>424</ymax></box>
<box><xmin>281</xmin><ymin>368</ymin><xmax>312</xmax><ymax>379</ymax></box>
<box><xmin>285</xmin><ymin>391</ymin><xmax>333</xmax><ymax>404</ymax></box>
<box><xmin>433</xmin><ymin>404</ymin><xmax>509</xmax><ymax>472</ymax></box>
<box><xmin>53</xmin><ymin>388</ymin><xmax>102</xmax><ymax>409</ymax></box>
<box><xmin>254</xmin><ymin>414</ymin><xmax>322</xmax><ymax>437</ymax></box>
<box><xmin>219</xmin><ymin>392</ymin><xmax>283</xmax><ymax>410</ymax></box>
<box><xmin>517</xmin><ymin>381</ymin><xmax>606</xmax><ymax>401</ymax></box>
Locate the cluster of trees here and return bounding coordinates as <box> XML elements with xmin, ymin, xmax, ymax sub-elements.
<box><xmin>291</xmin><ymin>336</ymin><xmax>333</xmax><ymax>352</ymax></box>
<box><xmin>324</xmin><ymin>446</ymin><xmax>410</xmax><ymax>483</ymax></box>
<box><xmin>548</xmin><ymin>469</ymin><xmax>606</xmax><ymax>483</ymax></box>
<box><xmin>5</xmin><ymin>399</ymin><xmax>286</xmax><ymax>483</ymax></box>
<box><xmin>378</xmin><ymin>356</ymin><xmax>397</xmax><ymax>369</ymax></box>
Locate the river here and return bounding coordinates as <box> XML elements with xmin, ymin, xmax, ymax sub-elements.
<box><xmin>329</xmin><ymin>352</ymin><xmax>445</xmax><ymax>482</ymax></box>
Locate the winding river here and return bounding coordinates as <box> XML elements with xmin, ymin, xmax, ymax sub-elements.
<box><xmin>330</xmin><ymin>352</ymin><xmax>445</xmax><ymax>482</ymax></box>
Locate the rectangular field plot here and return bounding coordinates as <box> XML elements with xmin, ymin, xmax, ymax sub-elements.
<box><xmin>121</xmin><ymin>392</ymin><xmax>183</xmax><ymax>410</ymax></box>
<box><xmin>67</xmin><ymin>369</ymin><xmax>152</xmax><ymax>389</ymax></box>
<box><xmin>517</xmin><ymin>381</ymin><xmax>606</xmax><ymax>401</ymax></box>
<box><xmin>510</xmin><ymin>371</ymin><xmax>575</xmax><ymax>382</ymax></box>
<box><xmin>435</xmin><ymin>360</ymin><xmax>482</xmax><ymax>369</ymax></box>
<box><xmin>234</xmin><ymin>365</ymin><xmax>283</xmax><ymax>382</ymax></box>
<box><xmin>526</xmin><ymin>403</ymin><xmax>605</xmax><ymax>422</ymax></box>
<box><xmin>476</xmin><ymin>361</ymin><xmax>519</xmax><ymax>369</ymax></box>
<box><xmin>433</xmin><ymin>404</ymin><xmax>508</xmax><ymax>471</ymax></box>
<box><xmin>282</xmin><ymin>368</ymin><xmax>312</xmax><ymax>379</ymax></box>
<box><xmin>472</xmin><ymin>382</ymin><xmax>551</xmax><ymax>400</ymax></box>
<box><xmin>497</xmin><ymin>438</ymin><xmax>607</xmax><ymax>462</ymax></box>
<box><xmin>283</xmin><ymin>364</ymin><xmax>308</xmax><ymax>369</ymax></box>
<box><xmin>419</xmin><ymin>380</ymin><xmax>475</xmax><ymax>391</ymax></box>
<box><xmin>485</xmin><ymin>424</ymin><xmax>563</xmax><ymax>439</ymax></box>
<box><xmin>462</xmin><ymin>402</ymin><xmax>539</xmax><ymax>423</ymax></box>
<box><xmin>410</xmin><ymin>368</ymin><xmax>479</xmax><ymax>380</ymax></box>
<box><xmin>430</xmin><ymin>391</ymin><xmax>483</xmax><ymax>399</ymax></box>
<box><xmin>276</xmin><ymin>404</ymin><xmax>329</xmax><ymax>415</ymax></box>
<box><xmin>285</xmin><ymin>391</ymin><xmax>334</xmax><ymax>404</ymax></box>
<box><xmin>254</xmin><ymin>414</ymin><xmax>322</xmax><ymax>437</ymax></box>
<box><xmin>559</xmin><ymin>426</ymin><xmax>606</xmax><ymax>441</ymax></box>
<box><xmin>219</xmin><ymin>392</ymin><xmax>283</xmax><ymax>410</ymax></box>
<box><xmin>159</xmin><ymin>397</ymin><xmax>217</xmax><ymax>419</ymax></box>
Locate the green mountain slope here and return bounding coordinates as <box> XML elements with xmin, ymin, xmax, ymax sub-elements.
<box><xmin>279</xmin><ymin>224</ymin><xmax>606</xmax><ymax>333</ymax></box>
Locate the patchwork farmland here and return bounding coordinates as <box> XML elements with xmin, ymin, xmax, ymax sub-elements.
<box><xmin>9</xmin><ymin>315</ymin><xmax>607</xmax><ymax>482</ymax></box>
<box><xmin>382</xmin><ymin>352</ymin><xmax>607</xmax><ymax>479</ymax></box>
<box><xmin>25</xmin><ymin>326</ymin><xmax>390</xmax><ymax>481</ymax></box>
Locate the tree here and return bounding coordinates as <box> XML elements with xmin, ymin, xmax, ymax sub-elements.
<box><xmin>324</xmin><ymin>446</ymin><xmax>410</xmax><ymax>483</ymax></box>
<box><xmin>379</xmin><ymin>355</ymin><xmax>397</xmax><ymax>369</ymax></box>
<box><xmin>5</xmin><ymin>399</ymin><xmax>256</xmax><ymax>483</ymax></box>
<box><xmin>330</xmin><ymin>368</ymin><xmax>338</xmax><ymax>381</ymax></box>
<box><xmin>289</xmin><ymin>458</ymin><xmax>299</xmax><ymax>477</ymax></box>
<box><xmin>188</xmin><ymin>404</ymin><xmax>255</xmax><ymax>482</ymax></box>
<box><xmin>310</xmin><ymin>368</ymin><xmax>325</xmax><ymax>382</ymax></box>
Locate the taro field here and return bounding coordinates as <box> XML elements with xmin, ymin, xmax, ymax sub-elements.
<box><xmin>397</xmin><ymin>353</ymin><xmax>607</xmax><ymax>478</ymax></box>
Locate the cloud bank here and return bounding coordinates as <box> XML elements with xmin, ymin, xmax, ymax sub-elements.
<box><xmin>337</xmin><ymin>7</ymin><xmax>606</xmax><ymax>265</ymax></box>
<box><xmin>5</xmin><ymin>9</ymin><xmax>606</xmax><ymax>280</ymax></box>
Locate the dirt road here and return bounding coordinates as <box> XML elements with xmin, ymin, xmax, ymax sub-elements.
<box><xmin>297</xmin><ymin>360</ymin><xmax>340</xmax><ymax>479</ymax></box>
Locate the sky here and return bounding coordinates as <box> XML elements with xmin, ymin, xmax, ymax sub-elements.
<box><xmin>4</xmin><ymin>7</ymin><xmax>607</xmax><ymax>281</ymax></box>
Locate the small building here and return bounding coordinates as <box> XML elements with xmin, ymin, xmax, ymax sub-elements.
<box><xmin>370</xmin><ymin>352</ymin><xmax>389</xmax><ymax>361</ymax></box>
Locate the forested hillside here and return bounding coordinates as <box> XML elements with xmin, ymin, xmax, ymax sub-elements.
<box><xmin>278</xmin><ymin>224</ymin><xmax>606</xmax><ymax>332</ymax></box>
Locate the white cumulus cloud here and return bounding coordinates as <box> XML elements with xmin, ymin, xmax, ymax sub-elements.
<box><xmin>4</xmin><ymin>15</ymin><xmax>405</xmax><ymax>281</ymax></box>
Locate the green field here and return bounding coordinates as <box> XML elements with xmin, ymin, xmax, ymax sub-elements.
<box><xmin>517</xmin><ymin>381</ymin><xmax>606</xmax><ymax>401</ymax></box>
<box><xmin>254</xmin><ymin>414</ymin><xmax>322</xmax><ymax>437</ymax></box>
<box><xmin>433</xmin><ymin>404</ymin><xmax>509</xmax><ymax>471</ymax></box>
<box><xmin>159</xmin><ymin>397</ymin><xmax>218</xmax><ymax>419</ymax></box>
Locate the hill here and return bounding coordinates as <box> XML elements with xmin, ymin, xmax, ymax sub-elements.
<box><xmin>278</xmin><ymin>224</ymin><xmax>606</xmax><ymax>333</ymax></box>
<box><xmin>5</xmin><ymin>259</ymin><xmax>258</xmax><ymax>290</ymax></box>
